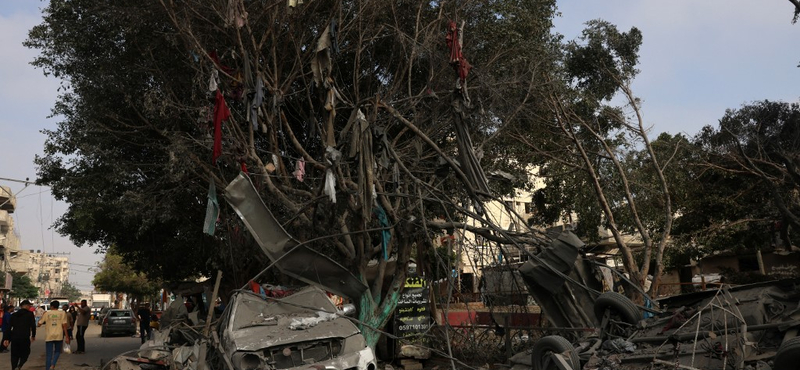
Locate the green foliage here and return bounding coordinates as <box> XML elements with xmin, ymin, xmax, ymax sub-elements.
<box><xmin>27</xmin><ymin>0</ymin><xmax>265</xmax><ymax>287</ymax></box>
<box><xmin>564</xmin><ymin>20</ymin><xmax>642</xmax><ymax>101</ymax></box>
<box><xmin>25</xmin><ymin>0</ymin><xmax>582</xmax><ymax>349</ymax></box>
<box><xmin>676</xmin><ymin>101</ymin><xmax>800</xmax><ymax>253</ymax></box>
<box><xmin>9</xmin><ymin>272</ymin><xmax>40</xmax><ymax>300</ymax></box>
<box><xmin>27</xmin><ymin>0</ymin><xmax>560</xmax><ymax>304</ymax></box>
<box><xmin>92</xmin><ymin>252</ymin><xmax>161</xmax><ymax>299</ymax></box>
<box><xmin>59</xmin><ymin>281</ymin><xmax>83</xmax><ymax>302</ymax></box>
<box><xmin>529</xmin><ymin>20</ymin><xmax>651</xmax><ymax>243</ymax></box>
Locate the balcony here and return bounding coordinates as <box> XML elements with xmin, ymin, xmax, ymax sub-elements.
<box><xmin>0</xmin><ymin>210</ymin><xmax>8</xmax><ymax>229</ymax></box>
<box><xmin>0</xmin><ymin>186</ymin><xmax>15</xmax><ymax>213</ymax></box>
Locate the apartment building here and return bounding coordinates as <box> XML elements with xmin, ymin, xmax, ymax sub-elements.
<box><xmin>1</xmin><ymin>185</ymin><xmax>72</xmax><ymax>298</ymax></box>
<box><xmin>7</xmin><ymin>250</ymin><xmax>71</xmax><ymax>297</ymax></box>
<box><xmin>1</xmin><ymin>186</ymin><xmax>21</xmax><ymax>287</ymax></box>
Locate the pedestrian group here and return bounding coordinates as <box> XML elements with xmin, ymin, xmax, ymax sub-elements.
<box><xmin>0</xmin><ymin>299</ymin><xmax>92</xmax><ymax>370</ymax></box>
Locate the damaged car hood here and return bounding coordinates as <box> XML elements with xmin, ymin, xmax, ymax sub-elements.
<box><xmin>222</xmin><ymin>286</ymin><xmax>360</xmax><ymax>353</ymax></box>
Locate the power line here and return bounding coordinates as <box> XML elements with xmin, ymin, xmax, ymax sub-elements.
<box><xmin>70</xmin><ymin>262</ymin><xmax>98</xmax><ymax>268</ymax></box>
<box><xmin>69</xmin><ymin>270</ymin><xmax>95</xmax><ymax>275</ymax></box>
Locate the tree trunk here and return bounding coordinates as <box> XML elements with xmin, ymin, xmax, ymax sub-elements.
<box><xmin>358</xmin><ymin>288</ymin><xmax>402</xmax><ymax>348</ymax></box>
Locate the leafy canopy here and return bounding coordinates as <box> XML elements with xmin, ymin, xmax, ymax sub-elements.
<box><xmin>92</xmin><ymin>252</ymin><xmax>161</xmax><ymax>298</ymax></box>
<box><xmin>9</xmin><ymin>272</ymin><xmax>40</xmax><ymax>300</ymax></box>
<box><xmin>59</xmin><ymin>281</ymin><xmax>83</xmax><ymax>302</ymax></box>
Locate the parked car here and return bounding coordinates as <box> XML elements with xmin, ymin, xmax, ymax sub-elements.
<box><xmin>100</xmin><ymin>309</ymin><xmax>137</xmax><ymax>337</ymax></box>
<box><xmin>217</xmin><ymin>286</ymin><xmax>377</xmax><ymax>370</ymax></box>
<box><xmin>93</xmin><ymin>306</ymin><xmax>110</xmax><ymax>323</ymax></box>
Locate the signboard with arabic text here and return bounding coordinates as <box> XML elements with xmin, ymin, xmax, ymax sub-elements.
<box><xmin>394</xmin><ymin>276</ymin><xmax>432</xmax><ymax>344</ymax></box>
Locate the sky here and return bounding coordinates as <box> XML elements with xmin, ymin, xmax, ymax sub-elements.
<box><xmin>0</xmin><ymin>1</ymin><xmax>798</xmax><ymax>292</ymax></box>
<box><xmin>553</xmin><ymin>1</ymin><xmax>800</xmax><ymax>136</ymax></box>
<box><xmin>1</xmin><ymin>0</ymin><xmax>102</xmax><ymax>293</ymax></box>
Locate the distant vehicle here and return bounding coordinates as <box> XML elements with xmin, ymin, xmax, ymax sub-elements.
<box><xmin>91</xmin><ymin>292</ymin><xmax>113</xmax><ymax>319</ymax></box>
<box><xmin>95</xmin><ymin>306</ymin><xmax>111</xmax><ymax>324</ymax></box>
<box><xmin>100</xmin><ymin>309</ymin><xmax>137</xmax><ymax>337</ymax></box>
<box><xmin>45</xmin><ymin>297</ymin><xmax>70</xmax><ymax>305</ymax></box>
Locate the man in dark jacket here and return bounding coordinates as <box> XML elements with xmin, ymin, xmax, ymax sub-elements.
<box><xmin>2</xmin><ymin>300</ymin><xmax>36</xmax><ymax>370</ymax></box>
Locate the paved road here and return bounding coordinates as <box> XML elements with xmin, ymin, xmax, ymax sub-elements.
<box><xmin>0</xmin><ymin>322</ymin><xmax>143</xmax><ymax>370</ymax></box>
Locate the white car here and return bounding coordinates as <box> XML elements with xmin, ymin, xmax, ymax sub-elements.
<box><xmin>218</xmin><ymin>286</ymin><xmax>376</xmax><ymax>370</ymax></box>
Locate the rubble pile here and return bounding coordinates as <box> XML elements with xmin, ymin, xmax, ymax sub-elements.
<box><xmin>504</xmin><ymin>231</ymin><xmax>800</xmax><ymax>370</ymax></box>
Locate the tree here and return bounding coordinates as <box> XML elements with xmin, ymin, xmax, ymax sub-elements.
<box><xmin>682</xmin><ymin>101</ymin><xmax>800</xmax><ymax>253</ymax></box>
<box><xmin>9</xmin><ymin>272</ymin><xmax>39</xmax><ymax>300</ymax></box>
<box><xmin>517</xmin><ymin>20</ymin><xmax>676</xmax><ymax>297</ymax></box>
<box><xmin>59</xmin><ymin>281</ymin><xmax>83</xmax><ymax>302</ymax></box>
<box><xmin>27</xmin><ymin>0</ymin><xmax>561</xmax><ymax>347</ymax></box>
<box><xmin>92</xmin><ymin>252</ymin><xmax>161</xmax><ymax>300</ymax></box>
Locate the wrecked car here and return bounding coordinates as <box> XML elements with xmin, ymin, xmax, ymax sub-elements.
<box><xmin>218</xmin><ymin>286</ymin><xmax>377</xmax><ymax>370</ymax></box>
<box><xmin>506</xmin><ymin>232</ymin><xmax>800</xmax><ymax>370</ymax></box>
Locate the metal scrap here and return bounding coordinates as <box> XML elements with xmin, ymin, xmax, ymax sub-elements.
<box><xmin>506</xmin><ymin>233</ymin><xmax>800</xmax><ymax>370</ymax></box>
<box><xmin>224</xmin><ymin>173</ymin><xmax>368</xmax><ymax>300</ymax></box>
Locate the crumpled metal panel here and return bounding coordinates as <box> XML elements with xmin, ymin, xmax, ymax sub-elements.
<box><xmin>224</xmin><ymin>173</ymin><xmax>367</xmax><ymax>300</ymax></box>
<box><xmin>518</xmin><ymin>231</ymin><xmax>595</xmax><ymax>333</ymax></box>
<box><xmin>518</xmin><ymin>231</ymin><xmax>582</xmax><ymax>294</ymax></box>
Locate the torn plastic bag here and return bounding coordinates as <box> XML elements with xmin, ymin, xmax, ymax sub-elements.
<box><xmin>208</xmin><ymin>69</ymin><xmax>219</xmax><ymax>92</ymax></box>
<box><xmin>203</xmin><ymin>180</ymin><xmax>219</xmax><ymax>235</ymax></box>
<box><xmin>324</xmin><ymin>169</ymin><xmax>336</xmax><ymax>203</ymax></box>
<box><xmin>293</xmin><ymin>159</ymin><xmax>305</xmax><ymax>182</ymax></box>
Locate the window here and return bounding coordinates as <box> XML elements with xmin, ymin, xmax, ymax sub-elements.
<box><xmin>524</xmin><ymin>202</ymin><xmax>534</xmax><ymax>214</ymax></box>
<box><xmin>55</xmin><ymin>278</ymin><xmax>60</xmax><ymax>283</ymax></box>
<box><xmin>738</xmin><ymin>256</ymin><xmax>759</xmax><ymax>272</ymax></box>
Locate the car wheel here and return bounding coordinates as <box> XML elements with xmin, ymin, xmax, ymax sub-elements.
<box><xmin>531</xmin><ymin>335</ymin><xmax>580</xmax><ymax>370</ymax></box>
<box><xmin>593</xmin><ymin>291</ymin><xmax>641</xmax><ymax>325</ymax></box>
<box><xmin>100</xmin><ymin>330</ymin><xmax>106</xmax><ymax>337</ymax></box>
<box><xmin>774</xmin><ymin>336</ymin><xmax>800</xmax><ymax>369</ymax></box>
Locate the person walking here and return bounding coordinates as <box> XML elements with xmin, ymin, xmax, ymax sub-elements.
<box><xmin>62</xmin><ymin>305</ymin><xmax>74</xmax><ymax>342</ymax></box>
<box><xmin>38</xmin><ymin>301</ymin><xmax>70</xmax><ymax>370</ymax></box>
<box><xmin>33</xmin><ymin>306</ymin><xmax>44</xmax><ymax>326</ymax></box>
<box><xmin>136</xmin><ymin>304</ymin><xmax>152</xmax><ymax>344</ymax></box>
<box><xmin>74</xmin><ymin>300</ymin><xmax>90</xmax><ymax>354</ymax></box>
<box><xmin>68</xmin><ymin>307</ymin><xmax>77</xmax><ymax>332</ymax></box>
<box><xmin>3</xmin><ymin>300</ymin><xmax>36</xmax><ymax>370</ymax></box>
<box><xmin>0</xmin><ymin>305</ymin><xmax>13</xmax><ymax>352</ymax></box>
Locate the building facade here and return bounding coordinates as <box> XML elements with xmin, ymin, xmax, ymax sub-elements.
<box><xmin>7</xmin><ymin>250</ymin><xmax>71</xmax><ymax>297</ymax></box>
<box><xmin>1</xmin><ymin>185</ymin><xmax>72</xmax><ymax>298</ymax></box>
<box><xmin>1</xmin><ymin>185</ymin><xmax>20</xmax><ymax>291</ymax></box>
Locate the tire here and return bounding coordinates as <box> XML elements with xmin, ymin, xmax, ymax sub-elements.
<box><xmin>531</xmin><ymin>335</ymin><xmax>580</xmax><ymax>370</ymax></box>
<box><xmin>100</xmin><ymin>330</ymin><xmax>106</xmax><ymax>337</ymax></box>
<box><xmin>774</xmin><ymin>336</ymin><xmax>800</xmax><ymax>369</ymax></box>
<box><xmin>593</xmin><ymin>291</ymin><xmax>640</xmax><ymax>325</ymax></box>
